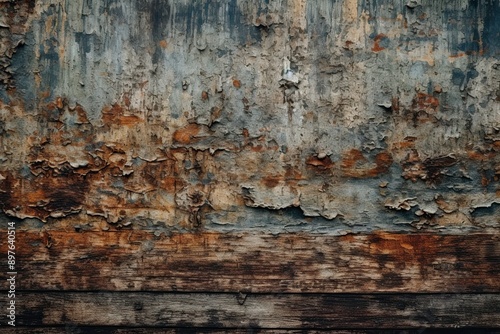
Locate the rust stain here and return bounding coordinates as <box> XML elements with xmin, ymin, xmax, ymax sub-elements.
<box><xmin>392</xmin><ymin>136</ymin><xmax>417</xmax><ymax>150</ymax></box>
<box><xmin>284</xmin><ymin>166</ymin><xmax>303</xmax><ymax>181</ymax></box>
<box><xmin>402</xmin><ymin>150</ymin><xmax>457</xmax><ymax>182</ymax></box>
<box><xmin>341</xmin><ymin>149</ymin><xmax>393</xmax><ymax>178</ymax></box>
<box><xmin>391</xmin><ymin>97</ymin><xmax>400</xmax><ymax>112</ymax></box>
<box><xmin>123</xmin><ymin>94</ymin><xmax>131</xmax><ymax>107</ymax></box>
<box><xmin>210</xmin><ymin>106</ymin><xmax>222</xmax><ymax>122</ymax></box>
<box><xmin>262</xmin><ymin>176</ymin><xmax>281</xmax><ymax>188</ymax></box>
<box><xmin>101</xmin><ymin>103</ymin><xmax>142</xmax><ymax>126</ymax></box>
<box><xmin>56</xmin><ymin>97</ymin><xmax>64</xmax><ymax>109</ymax></box>
<box><xmin>250</xmin><ymin>144</ymin><xmax>265</xmax><ymax>152</ymax></box>
<box><xmin>74</xmin><ymin>104</ymin><xmax>90</xmax><ymax>124</ymax></box>
<box><xmin>341</xmin><ymin>149</ymin><xmax>366</xmax><ymax>170</ymax></box>
<box><xmin>481</xmin><ymin>174</ymin><xmax>490</xmax><ymax>187</ymax></box>
<box><xmin>339</xmin><ymin>233</ymin><xmax>356</xmax><ymax>242</ymax></box>
<box><xmin>371</xmin><ymin>33</ymin><xmax>388</xmax><ymax>52</ymax></box>
<box><xmin>413</xmin><ymin>93</ymin><xmax>439</xmax><ymax>112</ymax></box>
<box><xmin>0</xmin><ymin>171</ymin><xmax>88</xmax><ymax>221</ymax></box>
<box><xmin>409</xmin><ymin>93</ymin><xmax>440</xmax><ymax>124</ymax></box>
<box><xmin>467</xmin><ymin>149</ymin><xmax>496</xmax><ymax>161</ymax></box>
<box><xmin>367</xmin><ymin>232</ymin><xmax>441</xmax><ymax>275</ymax></box>
<box><xmin>201</xmin><ymin>91</ymin><xmax>209</xmax><ymax>101</ymax></box>
<box><xmin>422</xmin><ymin>155</ymin><xmax>457</xmax><ymax>178</ymax></box>
<box><xmin>159</xmin><ymin>40</ymin><xmax>168</xmax><ymax>48</ymax></box>
<box><xmin>306</xmin><ymin>155</ymin><xmax>335</xmax><ymax>171</ymax></box>
<box><xmin>173</xmin><ymin>123</ymin><xmax>202</xmax><ymax>145</ymax></box>
<box><xmin>372</xmin><ymin>152</ymin><xmax>393</xmax><ymax>175</ymax></box>
<box><xmin>344</xmin><ymin>40</ymin><xmax>354</xmax><ymax>49</ymax></box>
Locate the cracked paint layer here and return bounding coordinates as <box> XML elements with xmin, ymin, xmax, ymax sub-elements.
<box><xmin>0</xmin><ymin>0</ymin><xmax>499</xmax><ymax>234</ymax></box>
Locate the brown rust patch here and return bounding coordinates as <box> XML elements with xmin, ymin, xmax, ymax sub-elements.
<box><xmin>467</xmin><ymin>149</ymin><xmax>496</xmax><ymax>161</ymax></box>
<box><xmin>74</xmin><ymin>104</ymin><xmax>90</xmax><ymax>124</ymax></box>
<box><xmin>341</xmin><ymin>149</ymin><xmax>366</xmax><ymax>169</ymax></box>
<box><xmin>210</xmin><ymin>106</ymin><xmax>222</xmax><ymax>122</ymax></box>
<box><xmin>0</xmin><ymin>170</ymin><xmax>89</xmax><ymax>221</ymax></box>
<box><xmin>160</xmin><ymin>176</ymin><xmax>183</xmax><ymax>193</ymax></box>
<box><xmin>261</xmin><ymin>176</ymin><xmax>281</xmax><ymax>188</ymax></box>
<box><xmin>55</xmin><ymin>97</ymin><xmax>64</xmax><ymax>109</ymax></box>
<box><xmin>402</xmin><ymin>150</ymin><xmax>457</xmax><ymax>182</ymax></box>
<box><xmin>341</xmin><ymin>149</ymin><xmax>393</xmax><ymax>178</ymax></box>
<box><xmin>101</xmin><ymin>103</ymin><xmax>142</xmax><ymax>126</ymax></box>
<box><xmin>413</xmin><ymin>93</ymin><xmax>439</xmax><ymax>111</ymax></box>
<box><xmin>392</xmin><ymin>136</ymin><xmax>417</xmax><ymax>150</ymax></box>
<box><xmin>173</xmin><ymin>123</ymin><xmax>202</xmax><ymax>145</ymax></box>
<box><xmin>481</xmin><ymin>174</ymin><xmax>490</xmax><ymax>187</ymax></box>
<box><xmin>306</xmin><ymin>155</ymin><xmax>335</xmax><ymax>171</ymax></box>
<box><xmin>123</xmin><ymin>94</ymin><xmax>131</xmax><ymax>107</ymax></box>
<box><xmin>201</xmin><ymin>91</ymin><xmax>209</xmax><ymax>101</ymax></box>
<box><xmin>371</xmin><ymin>33</ymin><xmax>388</xmax><ymax>52</ymax></box>
<box><xmin>344</xmin><ymin>40</ymin><xmax>355</xmax><ymax>49</ymax></box>
<box><xmin>284</xmin><ymin>166</ymin><xmax>303</xmax><ymax>180</ymax></box>
<box><xmin>372</xmin><ymin>152</ymin><xmax>393</xmax><ymax>175</ymax></box>
<box><xmin>250</xmin><ymin>144</ymin><xmax>265</xmax><ymax>152</ymax></box>
<box><xmin>409</xmin><ymin>93</ymin><xmax>440</xmax><ymax>124</ymax></box>
<box><xmin>423</xmin><ymin>155</ymin><xmax>457</xmax><ymax>180</ymax></box>
<box><xmin>367</xmin><ymin>232</ymin><xmax>441</xmax><ymax>276</ymax></box>
<box><xmin>159</xmin><ymin>40</ymin><xmax>168</xmax><ymax>48</ymax></box>
<box><xmin>391</xmin><ymin>97</ymin><xmax>400</xmax><ymax>112</ymax></box>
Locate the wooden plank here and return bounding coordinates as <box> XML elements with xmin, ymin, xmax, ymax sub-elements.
<box><xmin>0</xmin><ymin>328</ymin><xmax>414</xmax><ymax>334</ymax></box>
<box><xmin>4</xmin><ymin>292</ymin><xmax>500</xmax><ymax>329</ymax></box>
<box><xmin>2</xmin><ymin>325</ymin><xmax>500</xmax><ymax>334</ymax></box>
<box><xmin>1</xmin><ymin>230</ymin><xmax>499</xmax><ymax>293</ymax></box>
<box><xmin>0</xmin><ymin>329</ymin><xmax>498</xmax><ymax>334</ymax></box>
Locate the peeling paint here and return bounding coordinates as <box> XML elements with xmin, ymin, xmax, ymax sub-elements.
<box><xmin>0</xmin><ymin>0</ymin><xmax>499</xmax><ymax>233</ymax></box>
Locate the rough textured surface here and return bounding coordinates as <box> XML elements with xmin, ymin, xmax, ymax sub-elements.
<box><xmin>4</xmin><ymin>292</ymin><xmax>500</xmax><ymax>328</ymax></box>
<box><xmin>1</xmin><ymin>1</ymin><xmax>500</xmax><ymax>331</ymax></box>
<box><xmin>2</xmin><ymin>230</ymin><xmax>499</xmax><ymax>293</ymax></box>
<box><xmin>0</xmin><ymin>0</ymin><xmax>499</xmax><ymax>233</ymax></box>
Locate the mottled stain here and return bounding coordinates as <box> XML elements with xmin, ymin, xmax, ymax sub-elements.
<box><xmin>173</xmin><ymin>123</ymin><xmax>203</xmax><ymax>145</ymax></box>
<box><xmin>102</xmin><ymin>103</ymin><xmax>142</xmax><ymax>127</ymax></box>
<box><xmin>371</xmin><ymin>33</ymin><xmax>389</xmax><ymax>52</ymax></box>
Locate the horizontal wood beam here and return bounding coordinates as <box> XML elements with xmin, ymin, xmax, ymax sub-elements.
<box><xmin>1</xmin><ymin>230</ymin><xmax>499</xmax><ymax>293</ymax></box>
<box><xmin>2</xmin><ymin>329</ymin><xmax>498</xmax><ymax>334</ymax></box>
<box><xmin>3</xmin><ymin>292</ymin><xmax>499</xmax><ymax>329</ymax></box>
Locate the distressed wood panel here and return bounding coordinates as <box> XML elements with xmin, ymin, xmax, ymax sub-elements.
<box><xmin>1</xmin><ymin>230</ymin><xmax>499</xmax><ymax>293</ymax></box>
<box><xmin>4</xmin><ymin>292</ymin><xmax>500</xmax><ymax>329</ymax></box>
<box><xmin>4</xmin><ymin>329</ymin><xmax>499</xmax><ymax>334</ymax></box>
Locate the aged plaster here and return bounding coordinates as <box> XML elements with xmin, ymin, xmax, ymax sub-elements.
<box><xmin>0</xmin><ymin>0</ymin><xmax>499</xmax><ymax>234</ymax></box>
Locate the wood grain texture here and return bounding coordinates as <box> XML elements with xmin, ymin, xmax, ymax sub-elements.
<box><xmin>3</xmin><ymin>329</ymin><xmax>499</xmax><ymax>334</ymax></box>
<box><xmin>4</xmin><ymin>292</ymin><xmax>499</xmax><ymax>329</ymax></box>
<box><xmin>1</xmin><ymin>229</ymin><xmax>499</xmax><ymax>293</ymax></box>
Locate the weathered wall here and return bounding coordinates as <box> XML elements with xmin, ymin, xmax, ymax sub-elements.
<box><xmin>0</xmin><ymin>0</ymin><xmax>499</xmax><ymax>234</ymax></box>
<box><xmin>1</xmin><ymin>1</ymin><xmax>500</xmax><ymax>331</ymax></box>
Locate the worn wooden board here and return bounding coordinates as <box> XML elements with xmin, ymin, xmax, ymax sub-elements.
<box><xmin>2</xmin><ymin>292</ymin><xmax>499</xmax><ymax>329</ymax></box>
<box><xmin>4</xmin><ymin>329</ymin><xmax>499</xmax><ymax>334</ymax></box>
<box><xmin>1</xmin><ymin>230</ymin><xmax>499</xmax><ymax>293</ymax></box>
